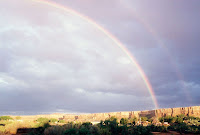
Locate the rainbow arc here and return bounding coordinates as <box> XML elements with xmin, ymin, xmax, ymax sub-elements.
<box><xmin>29</xmin><ymin>0</ymin><xmax>159</xmax><ymax>109</ymax></box>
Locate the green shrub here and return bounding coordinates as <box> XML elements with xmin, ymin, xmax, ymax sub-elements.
<box><xmin>130</xmin><ymin>125</ymin><xmax>152</xmax><ymax>135</ymax></box>
<box><xmin>81</xmin><ymin>122</ymin><xmax>92</xmax><ymax>129</ymax></box>
<box><xmin>59</xmin><ymin>120</ymin><xmax>65</xmax><ymax>123</ymax></box>
<box><xmin>78</xmin><ymin>127</ymin><xmax>89</xmax><ymax>135</ymax></box>
<box><xmin>36</xmin><ymin>118</ymin><xmax>49</xmax><ymax>123</ymax></box>
<box><xmin>44</xmin><ymin>126</ymin><xmax>65</xmax><ymax>135</ymax></box>
<box><xmin>120</xmin><ymin>118</ymin><xmax>128</xmax><ymax>125</ymax></box>
<box><xmin>99</xmin><ymin>128</ymin><xmax>111</xmax><ymax>135</ymax></box>
<box><xmin>89</xmin><ymin>125</ymin><xmax>100</xmax><ymax>135</ymax></box>
<box><xmin>141</xmin><ymin>117</ymin><xmax>148</xmax><ymax>122</ymax></box>
<box><xmin>36</xmin><ymin>118</ymin><xmax>50</xmax><ymax>128</ymax></box>
<box><xmin>64</xmin><ymin>128</ymin><xmax>77</xmax><ymax>135</ymax></box>
<box><xmin>176</xmin><ymin>123</ymin><xmax>189</xmax><ymax>133</ymax></box>
<box><xmin>49</xmin><ymin>118</ymin><xmax>58</xmax><ymax>123</ymax></box>
<box><xmin>0</xmin><ymin>116</ymin><xmax>13</xmax><ymax>121</ymax></box>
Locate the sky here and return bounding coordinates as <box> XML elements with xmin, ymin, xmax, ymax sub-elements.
<box><xmin>0</xmin><ymin>0</ymin><xmax>200</xmax><ymax>115</ymax></box>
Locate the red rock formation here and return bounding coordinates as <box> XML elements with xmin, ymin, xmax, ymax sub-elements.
<box><xmin>155</xmin><ymin>106</ymin><xmax>200</xmax><ymax>117</ymax></box>
<box><xmin>61</xmin><ymin>106</ymin><xmax>200</xmax><ymax>122</ymax></box>
<box><xmin>11</xmin><ymin>106</ymin><xmax>200</xmax><ymax>122</ymax></box>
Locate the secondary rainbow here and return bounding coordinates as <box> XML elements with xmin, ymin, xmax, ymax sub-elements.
<box><xmin>29</xmin><ymin>0</ymin><xmax>159</xmax><ymax>109</ymax></box>
<box><xmin>119</xmin><ymin>1</ymin><xmax>192</xmax><ymax>104</ymax></box>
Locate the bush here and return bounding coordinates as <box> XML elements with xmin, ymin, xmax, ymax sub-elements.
<box><xmin>36</xmin><ymin>118</ymin><xmax>49</xmax><ymax>123</ymax></box>
<box><xmin>49</xmin><ymin>118</ymin><xmax>58</xmax><ymax>123</ymax></box>
<box><xmin>44</xmin><ymin>126</ymin><xmax>65</xmax><ymax>135</ymax></box>
<box><xmin>78</xmin><ymin>127</ymin><xmax>90</xmax><ymax>135</ymax></box>
<box><xmin>99</xmin><ymin>128</ymin><xmax>111</xmax><ymax>135</ymax></box>
<box><xmin>89</xmin><ymin>125</ymin><xmax>100</xmax><ymax>135</ymax></box>
<box><xmin>64</xmin><ymin>128</ymin><xmax>77</xmax><ymax>135</ymax></box>
<box><xmin>176</xmin><ymin>122</ymin><xmax>189</xmax><ymax>133</ymax></box>
<box><xmin>130</xmin><ymin>117</ymin><xmax>138</xmax><ymax>125</ymax></box>
<box><xmin>118</xmin><ymin>126</ymin><xmax>128</xmax><ymax>135</ymax></box>
<box><xmin>0</xmin><ymin>116</ymin><xmax>13</xmax><ymax>121</ymax></box>
<box><xmin>36</xmin><ymin>118</ymin><xmax>50</xmax><ymax>128</ymax></box>
<box><xmin>59</xmin><ymin>120</ymin><xmax>65</xmax><ymax>123</ymax></box>
<box><xmin>81</xmin><ymin>122</ymin><xmax>92</xmax><ymax>129</ymax></box>
<box><xmin>130</xmin><ymin>125</ymin><xmax>152</xmax><ymax>135</ymax></box>
<box><xmin>141</xmin><ymin>117</ymin><xmax>148</xmax><ymax>122</ymax></box>
<box><xmin>120</xmin><ymin>118</ymin><xmax>128</xmax><ymax>125</ymax></box>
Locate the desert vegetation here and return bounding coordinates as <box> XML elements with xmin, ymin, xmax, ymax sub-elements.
<box><xmin>0</xmin><ymin>114</ymin><xmax>200</xmax><ymax>135</ymax></box>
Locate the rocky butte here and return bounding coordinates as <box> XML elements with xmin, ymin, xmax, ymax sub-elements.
<box><xmin>59</xmin><ymin>106</ymin><xmax>200</xmax><ymax>122</ymax></box>
<box><xmin>12</xmin><ymin>106</ymin><xmax>200</xmax><ymax>122</ymax></box>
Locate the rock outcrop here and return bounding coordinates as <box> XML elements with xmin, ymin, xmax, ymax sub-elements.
<box><xmin>155</xmin><ymin>106</ymin><xmax>200</xmax><ymax>118</ymax></box>
<box><xmin>12</xmin><ymin>106</ymin><xmax>200</xmax><ymax>122</ymax></box>
<box><xmin>61</xmin><ymin>106</ymin><xmax>200</xmax><ymax>122</ymax></box>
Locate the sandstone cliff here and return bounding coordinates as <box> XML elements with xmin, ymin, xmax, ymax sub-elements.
<box><xmin>61</xmin><ymin>106</ymin><xmax>200</xmax><ymax>122</ymax></box>
<box><xmin>11</xmin><ymin>106</ymin><xmax>200</xmax><ymax>122</ymax></box>
<box><xmin>155</xmin><ymin>106</ymin><xmax>200</xmax><ymax>118</ymax></box>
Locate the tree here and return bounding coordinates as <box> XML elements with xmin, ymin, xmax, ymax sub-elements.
<box><xmin>177</xmin><ymin>123</ymin><xmax>188</xmax><ymax>134</ymax></box>
<box><xmin>82</xmin><ymin>122</ymin><xmax>92</xmax><ymax>129</ymax></box>
<box><xmin>130</xmin><ymin>117</ymin><xmax>138</xmax><ymax>125</ymax></box>
<box><xmin>130</xmin><ymin>125</ymin><xmax>152</xmax><ymax>135</ymax></box>
<box><xmin>44</xmin><ymin>126</ymin><xmax>65</xmax><ymax>135</ymax></box>
<box><xmin>120</xmin><ymin>118</ymin><xmax>128</xmax><ymax>125</ymax></box>
<box><xmin>104</xmin><ymin>117</ymin><xmax>119</xmax><ymax>135</ymax></box>
<box><xmin>171</xmin><ymin>117</ymin><xmax>177</xmax><ymax>124</ymax></box>
<box><xmin>99</xmin><ymin>128</ymin><xmax>111</xmax><ymax>135</ymax></box>
<box><xmin>164</xmin><ymin>116</ymin><xmax>172</xmax><ymax>123</ymax></box>
<box><xmin>110</xmin><ymin>116</ymin><xmax>118</xmax><ymax>122</ymax></box>
<box><xmin>176</xmin><ymin>117</ymin><xmax>183</xmax><ymax>124</ymax></box>
<box><xmin>159</xmin><ymin>117</ymin><xmax>164</xmax><ymax>123</ymax></box>
<box><xmin>64</xmin><ymin>128</ymin><xmax>77</xmax><ymax>135</ymax></box>
<box><xmin>78</xmin><ymin>127</ymin><xmax>90</xmax><ymax>135</ymax></box>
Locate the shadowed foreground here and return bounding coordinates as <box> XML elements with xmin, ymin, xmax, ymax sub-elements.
<box><xmin>0</xmin><ymin>106</ymin><xmax>200</xmax><ymax>134</ymax></box>
<box><xmin>0</xmin><ymin>115</ymin><xmax>200</xmax><ymax>135</ymax></box>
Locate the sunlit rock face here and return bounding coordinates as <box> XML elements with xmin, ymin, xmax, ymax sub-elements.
<box><xmin>9</xmin><ymin>106</ymin><xmax>200</xmax><ymax>122</ymax></box>
<box><xmin>59</xmin><ymin>106</ymin><xmax>200</xmax><ymax>122</ymax></box>
<box><xmin>155</xmin><ymin>106</ymin><xmax>200</xmax><ymax>117</ymax></box>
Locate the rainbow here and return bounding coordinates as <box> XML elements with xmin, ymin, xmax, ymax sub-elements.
<box><xmin>119</xmin><ymin>1</ymin><xmax>192</xmax><ymax>104</ymax></box>
<box><xmin>28</xmin><ymin>0</ymin><xmax>159</xmax><ymax>109</ymax></box>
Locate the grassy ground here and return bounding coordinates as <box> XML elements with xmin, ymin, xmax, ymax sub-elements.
<box><xmin>0</xmin><ymin>120</ymin><xmax>38</xmax><ymax>134</ymax></box>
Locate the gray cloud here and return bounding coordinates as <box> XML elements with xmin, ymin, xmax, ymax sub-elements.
<box><xmin>0</xmin><ymin>0</ymin><xmax>200</xmax><ymax>114</ymax></box>
<box><xmin>0</xmin><ymin>0</ymin><xmax>156</xmax><ymax>114</ymax></box>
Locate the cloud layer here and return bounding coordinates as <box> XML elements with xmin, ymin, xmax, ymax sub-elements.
<box><xmin>0</xmin><ymin>0</ymin><xmax>200</xmax><ymax>114</ymax></box>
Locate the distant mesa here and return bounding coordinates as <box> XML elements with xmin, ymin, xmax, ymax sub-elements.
<box><xmin>11</xmin><ymin>106</ymin><xmax>200</xmax><ymax>122</ymax></box>
<box><xmin>59</xmin><ymin>106</ymin><xmax>200</xmax><ymax>122</ymax></box>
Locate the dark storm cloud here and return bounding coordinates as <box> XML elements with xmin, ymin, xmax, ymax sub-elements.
<box><xmin>53</xmin><ymin>0</ymin><xmax>200</xmax><ymax>107</ymax></box>
<box><xmin>0</xmin><ymin>0</ymin><xmax>156</xmax><ymax>114</ymax></box>
<box><xmin>126</xmin><ymin>0</ymin><xmax>200</xmax><ymax>107</ymax></box>
<box><xmin>0</xmin><ymin>0</ymin><xmax>200</xmax><ymax>114</ymax></box>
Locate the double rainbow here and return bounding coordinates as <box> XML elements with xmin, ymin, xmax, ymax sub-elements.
<box><xmin>29</xmin><ymin>0</ymin><xmax>159</xmax><ymax>109</ymax></box>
